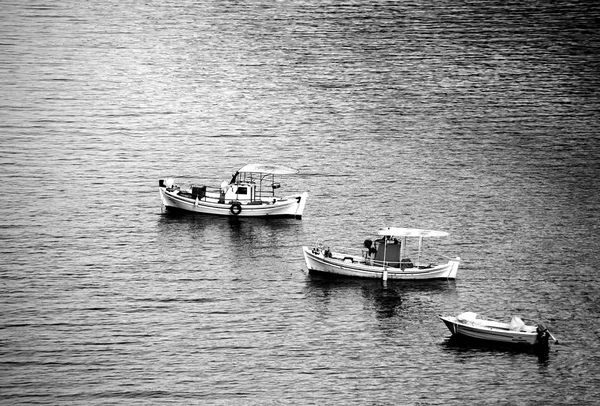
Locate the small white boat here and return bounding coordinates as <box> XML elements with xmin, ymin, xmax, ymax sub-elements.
<box><xmin>439</xmin><ymin>312</ymin><xmax>557</xmax><ymax>347</ymax></box>
<box><xmin>159</xmin><ymin>164</ymin><xmax>308</xmax><ymax>218</ymax></box>
<box><xmin>302</xmin><ymin>227</ymin><xmax>461</xmax><ymax>280</ymax></box>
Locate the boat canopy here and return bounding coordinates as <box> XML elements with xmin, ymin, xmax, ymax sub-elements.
<box><xmin>238</xmin><ymin>164</ymin><xmax>298</xmax><ymax>175</ymax></box>
<box><xmin>378</xmin><ymin>227</ymin><xmax>449</xmax><ymax>238</ymax></box>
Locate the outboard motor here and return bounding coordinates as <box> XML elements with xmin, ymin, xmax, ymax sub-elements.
<box><xmin>536</xmin><ymin>323</ymin><xmax>551</xmax><ymax>347</ymax></box>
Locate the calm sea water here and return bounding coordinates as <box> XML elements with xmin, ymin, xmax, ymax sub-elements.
<box><xmin>1</xmin><ymin>1</ymin><xmax>600</xmax><ymax>404</ymax></box>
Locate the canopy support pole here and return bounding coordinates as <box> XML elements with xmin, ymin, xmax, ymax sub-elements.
<box><xmin>417</xmin><ymin>237</ymin><xmax>423</xmax><ymax>267</ymax></box>
<box><xmin>382</xmin><ymin>240</ymin><xmax>388</xmax><ymax>281</ymax></box>
<box><xmin>400</xmin><ymin>236</ymin><xmax>406</xmax><ymax>266</ymax></box>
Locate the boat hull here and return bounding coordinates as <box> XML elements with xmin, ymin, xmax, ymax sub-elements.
<box><xmin>439</xmin><ymin>316</ymin><xmax>557</xmax><ymax>347</ymax></box>
<box><xmin>303</xmin><ymin>246</ymin><xmax>460</xmax><ymax>280</ymax></box>
<box><xmin>160</xmin><ymin>188</ymin><xmax>308</xmax><ymax>218</ymax></box>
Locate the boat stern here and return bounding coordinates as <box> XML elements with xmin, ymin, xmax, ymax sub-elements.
<box><xmin>295</xmin><ymin>192</ymin><xmax>309</xmax><ymax>218</ymax></box>
<box><xmin>447</xmin><ymin>257</ymin><xmax>460</xmax><ymax>279</ymax></box>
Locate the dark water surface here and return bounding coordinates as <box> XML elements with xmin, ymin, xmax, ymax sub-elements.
<box><xmin>1</xmin><ymin>1</ymin><xmax>600</xmax><ymax>404</ymax></box>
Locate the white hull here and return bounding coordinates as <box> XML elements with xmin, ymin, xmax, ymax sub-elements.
<box><xmin>303</xmin><ymin>246</ymin><xmax>460</xmax><ymax>280</ymax></box>
<box><xmin>160</xmin><ymin>187</ymin><xmax>308</xmax><ymax>218</ymax></box>
<box><xmin>440</xmin><ymin>315</ymin><xmax>557</xmax><ymax>347</ymax></box>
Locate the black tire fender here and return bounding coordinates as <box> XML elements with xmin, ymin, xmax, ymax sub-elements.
<box><xmin>230</xmin><ymin>202</ymin><xmax>242</xmax><ymax>215</ymax></box>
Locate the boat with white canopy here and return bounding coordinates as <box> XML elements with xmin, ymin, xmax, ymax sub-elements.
<box><xmin>159</xmin><ymin>164</ymin><xmax>308</xmax><ymax>218</ymax></box>
<box><xmin>302</xmin><ymin>227</ymin><xmax>460</xmax><ymax>280</ymax></box>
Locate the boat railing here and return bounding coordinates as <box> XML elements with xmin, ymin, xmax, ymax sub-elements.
<box><xmin>182</xmin><ymin>185</ymin><xmax>279</xmax><ymax>204</ymax></box>
<box><xmin>321</xmin><ymin>244</ymin><xmax>456</xmax><ymax>268</ymax></box>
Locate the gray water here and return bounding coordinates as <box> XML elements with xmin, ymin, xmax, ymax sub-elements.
<box><xmin>1</xmin><ymin>1</ymin><xmax>600</xmax><ymax>404</ymax></box>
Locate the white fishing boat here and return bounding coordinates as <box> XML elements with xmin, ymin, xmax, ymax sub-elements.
<box><xmin>439</xmin><ymin>312</ymin><xmax>557</xmax><ymax>347</ymax></box>
<box><xmin>159</xmin><ymin>164</ymin><xmax>308</xmax><ymax>218</ymax></box>
<box><xmin>302</xmin><ymin>227</ymin><xmax>460</xmax><ymax>280</ymax></box>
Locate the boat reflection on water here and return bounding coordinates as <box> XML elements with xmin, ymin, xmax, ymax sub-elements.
<box><xmin>305</xmin><ymin>275</ymin><xmax>404</xmax><ymax>319</ymax></box>
<box><xmin>304</xmin><ymin>273</ymin><xmax>457</xmax><ymax>320</ymax></box>
<box><xmin>156</xmin><ymin>210</ymin><xmax>306</xmax><ymax>272</ymax></box>
<box><xmin>306</xmin><ymin>272</ymin><xmax>457</xmax><ymax>294</ymax></box>
<box><xmin>158</xmin><ymin>208</ymin><xmax>305</xmax><ymax>238</ymax></box>
<box><xmin>441</xmin><ymin>333</ymin><xmax>555</xmax><ymax>363</ymax></box>
<box><xmin>158</xmin><ymin>207</ymin><xmax>304</xmax><ymax>227</ymax></box>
